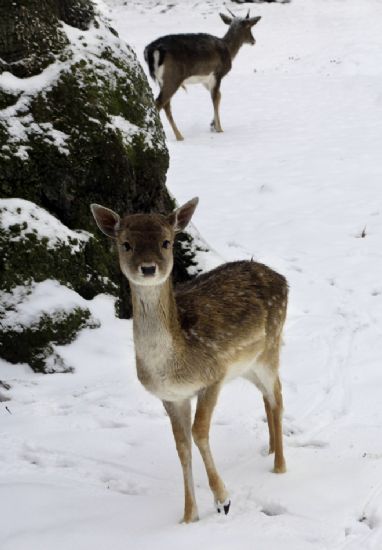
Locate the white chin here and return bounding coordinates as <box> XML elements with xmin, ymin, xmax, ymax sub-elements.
<box><xmin>133</xmin><ymin>274</ymin><xmax>168</xmax><ymax>286</ymax></box>
<box><xmin>122</xmin><ymin>268</ymin><xmax>168</xmax><ymax>287</ymax></box>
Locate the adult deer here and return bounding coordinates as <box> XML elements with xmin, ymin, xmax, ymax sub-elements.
<box><xmin>144</xmin><ymin>11</ymin><xmax>261</xmax><ymax>140</ymax></box>
<box><xmin>91</xmin><ymin>198</ymin><xmax>287</xmax><ymax>523</ymax></box>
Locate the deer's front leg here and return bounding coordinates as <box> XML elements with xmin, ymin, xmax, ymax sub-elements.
<box><xmin>210</xmin><ymin>82</ymin><xmax>223</xmax><ymax>133</ymax></box>
<box><xmin>192</xmin><ymin>383</ymin><xmax>230</xmax><ymax>514</ymax></box>
<box><xmin>163</xmin><ymin>399</ymin><xmax>199</xmax><ymax>523</ymax></box>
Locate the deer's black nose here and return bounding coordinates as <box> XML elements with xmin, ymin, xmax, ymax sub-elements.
<box><xmin>141</xmin><ymin>265</ymin><xmax>156</xmax><ymax>276</ymax></box>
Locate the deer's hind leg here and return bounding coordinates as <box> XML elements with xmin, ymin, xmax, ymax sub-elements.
<box><xmin>271</xmin><ymin>376</ymin><xmax>286</xmax><ymax>473</ymax></box>
<box><xmin>246</xmin><ymin>365</ymin><xmax>286</xmax><ymax>474</ymax></box>
<box><xmin>192</xmin><ymin>383</ymin><xmax>230</xmax><ymax>514</ymax></box>
<box><xmin>163</xmin><ymin>399</ymin><xmax>199</xmax><ymax>523</ymax></box>
<box><xmin>263</xmin><ymin>395</ymin><xmax>276</xmax><ymax>455</ymax></box>
<box><xmin>162</xmin><ymin>100</ymin><xmax>184</xmax><ymax>142</ymax></box>
<box><xmin>155</xmin><ymin>69</ymin><xmax>184</xmax><ymax>141</ymax></box>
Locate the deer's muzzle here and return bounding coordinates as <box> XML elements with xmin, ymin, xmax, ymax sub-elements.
<box><xmin>140</xmin><ymin>264</ymin><xmax>157</xmax><ymax>277</ymax></box>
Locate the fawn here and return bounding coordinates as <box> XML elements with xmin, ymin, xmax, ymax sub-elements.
<box><xmin>144</xmin><ymin>10</ymin><xmax>261</xmax><ymax>140</ymax></box>
<box><xmin>91</xmin><ymin>197</ymin><xmax>287</xmax><ymax>523</ymax></box>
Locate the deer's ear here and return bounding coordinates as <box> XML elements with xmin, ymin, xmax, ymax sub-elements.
<box><xmin>250</xmin><ymin>16</ymin><xmax>261</xmax><ymax>26</ymax></box>
<box><xmin>90</xmin><ymin>204</ymin><xmax>120</xmax><ymax>238</ymax></box>
<box><xmin>167</xmin><ymin>197</ymin><xmax>199</xmax><ymax>233</ymax></box>
<box><xmin>219</xmin><ymin>13</ymin><xmax>232</xmax><ymax>25</ymax></box>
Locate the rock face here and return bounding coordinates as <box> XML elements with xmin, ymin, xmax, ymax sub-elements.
<box><xmin>0</xmin><ymin>0</ymin><xmax>199</xmax><ymax>372</ymax></box>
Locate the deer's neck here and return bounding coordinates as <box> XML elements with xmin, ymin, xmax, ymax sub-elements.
<box><xmin>130</xmin><ymin>279</ymin><xmax>183</xmax><ymax>362</ymax></box>
<box><xmin>222</xmin><ymin>29</ymin><xmax>245</xmax><ymax>60</ymax></box>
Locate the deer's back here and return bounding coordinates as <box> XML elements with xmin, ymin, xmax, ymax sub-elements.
<box><xmin>145</xmin><ymin>33</ymin><xmax>231</xmax><ymax>78</ymax></box>
<box><xmin>175</xmin><ymin>261</ymin><xmax>288</xmax><ymax>354</ymax></box>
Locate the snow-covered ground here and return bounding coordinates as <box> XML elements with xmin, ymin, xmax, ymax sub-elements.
<box><xmin>1</xmin><ymin>0</ymin><xmax>382</xmax><ymax>548</ymax></box>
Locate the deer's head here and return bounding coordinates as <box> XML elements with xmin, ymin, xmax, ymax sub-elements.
<box><xmin>220</xmin><ymin>10</ymin><xmax>261</xmax><ymax>46</ymax></box>
<box><xmin>90</xmin><ymin>198</ymin><xmax>198</xmax><ymax>287</ymax></box>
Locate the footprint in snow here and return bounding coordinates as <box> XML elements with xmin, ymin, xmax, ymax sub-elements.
<box><xmin>282</xmin><ymin>419</ymin><xmax>304</xmax><ymax>437</ymax></box>
<box><xmin>288</xmin><ymin>439</ymin><xmax>329</xmax><ymax>449</ymax></box>
<box><xmin>261</xmin><ymin>502</ymin><xmax>287</xmax><ymax>517</ymax></box>
<box><xmin>0</xmin><ymin>392</ymin><xmax>10</xmax><ymax>402</ymax></box>
<box><xmin>101</xmin><ymin>475</ymin><xmax>147</xmax><ymax>496</ymax></box>
<box><xmin>22</xmin><ymin>448</ymin><xmax>76</xmax><ymax>469</ymax></box>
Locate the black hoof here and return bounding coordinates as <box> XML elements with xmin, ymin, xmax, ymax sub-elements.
<box><xmin>216</xmin><ymin>499</ymin><xmax>231</xmax><ymax>515</ymax></box>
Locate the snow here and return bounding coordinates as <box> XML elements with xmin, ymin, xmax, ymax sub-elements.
<box><xmin>0</xmin><ymin>198</ymin><xmax>90</xmax><ymax>251</ymax></box>
<box><xmin>1</xmin><ymin>0</ymin><xmax>382</xmax><ymax>549</ymax></box>
<box><xmin>0</xmin><ymin>280</ymin><xmax>97</xmax><ymax>332</ymax></box>
<box><xmin>0</xmin><ymin>68</ymin><xmax>69</xmax><ymax>154</ymax></box>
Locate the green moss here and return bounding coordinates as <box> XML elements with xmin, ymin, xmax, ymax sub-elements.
<box><xmin>0</xmin><ymin>90</ymin><xmax>20</xmax><ymax>110</ymax></box>
<box><xmin>0</xmin><ymin>2</ymin><xmax>69</xmax><ymax>78</ymax></box>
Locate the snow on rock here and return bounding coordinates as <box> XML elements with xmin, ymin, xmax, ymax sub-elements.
<box><xmin>0</xmin><ymin>279</ymin><xmax>98</xmax><ymax>333</ymax></box>
<box><xmin>107</xmin><ymin>115</ymin><xmax>155</xmax><ymax>149</ymax></box>
<box><xmin>0</xmin><ymin>278</ymin><xmax>99</xmax><ymax>373</ymax></box>
<box><xmin>0</xmin><ymin>199</ymin><xmax>104</xmax><ymax>373</ymax></box>
<box><xmin>0</xmin><ymin>198</ymin><xmax>90</xmax><ymax>252</ymax></box>
<box><xmin>0</xmin><ymin>12</ymin><xmax>162</xmax><ymax>160</ymax></box>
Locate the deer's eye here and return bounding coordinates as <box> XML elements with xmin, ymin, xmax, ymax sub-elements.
<box><xmin>162</xmin><ymin>240</ymin><xmax>171</xmax><ymax>249</ymax></box>
<box><xmin>123</xmin><ymin>242</ymin><xmax>131</xmax><ymax>252</ymax></box>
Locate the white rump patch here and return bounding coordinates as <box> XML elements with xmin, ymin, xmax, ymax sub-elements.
<box><xmin>153</xmin><ymin>50</ymin><xmax>164</xmax><ymax>86</ymax></box>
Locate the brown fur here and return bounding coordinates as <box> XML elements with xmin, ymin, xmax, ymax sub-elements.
<box><xmin>90</xmin><ymin>198</ymin><xmax>288</xmax><ymax>523</ymax></box>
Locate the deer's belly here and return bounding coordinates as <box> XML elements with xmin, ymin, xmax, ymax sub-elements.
<box><xmin>224</xmin><ymin>357</ymin><xmax>256</xmax><ymax>382</ymax></box>
<box><xmin>223</xmin><ymin>337</ymin><xmax>266</xmax><ymax>382</ymax></box>
<box><xmin>183</xmin><ymin>73</ymin><xmax>216</xmax><ymax>90</ymax></box>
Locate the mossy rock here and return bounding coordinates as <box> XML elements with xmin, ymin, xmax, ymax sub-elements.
<box><xmin>0</xmin><ymin>200</ymin><xmax>102</xmax><ymax>372</ymax></box>
<box><xmin>0</xmin><ymin>1</ymin><xmax>203</xmax><ymax>372</ymax></box>
<box><xmin>0</xmin><ymin>5</ymin><xmax>199</xmax><ymax>322</ymax></box>
<box><xmin>1</xmin><ymin>307</ymin><xmax>95</xmax><ymax>373</ymax></box>
<box><xmin>0</xmin><ymin>278</ymin><xmax>99</xmax><ymax>373</ymax></box>
<box><xmin>0</xmin><ymin>198</ymin><xmax>117</xmax><ymax>298</ymax></box>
